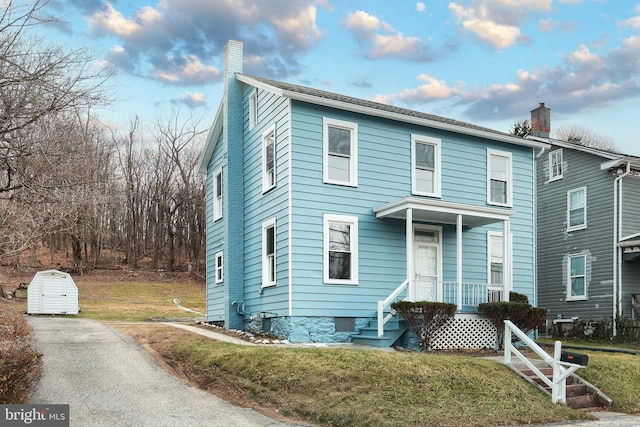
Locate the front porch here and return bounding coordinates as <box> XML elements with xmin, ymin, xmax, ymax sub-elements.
<box><xmin>371</xmin><ymin>197</ymin><xmax>515</xmax><ymax>343</ymax></box>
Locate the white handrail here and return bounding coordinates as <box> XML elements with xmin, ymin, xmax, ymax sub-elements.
<box><xmin>504</xmin><ymin>320</ymin><xmax>584</xmax><ymax>404</ymax></box>
<box><xmin>377</xmin><ymin>279</ymin><xmax>409</xmax><ymax>337</ymax></box>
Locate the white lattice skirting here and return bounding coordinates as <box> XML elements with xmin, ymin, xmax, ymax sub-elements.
<box><xmin>431</xmin><ymin>316</ymin><xmax>497</xmax><ymax>350</ymax></box>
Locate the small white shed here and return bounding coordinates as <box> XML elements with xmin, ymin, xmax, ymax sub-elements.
<box><xmin>27</xmin><ymin>270</ymin><xmax>79</xmax><ymax>315</ymax></box>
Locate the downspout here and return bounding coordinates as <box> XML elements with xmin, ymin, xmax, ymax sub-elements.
<box><xmin>534</xmin><ymin>147</ymin><xmax>546</xmax><ymax>308</ymax></box>
<box><xmin>613</xmin><ymin>162</ymin><xmax>631</xmax><ymax>336</ymax></box>
<box><xmin>407</xmin><ymin>208</ymin><xmax>414</xmax><ymax>301</ymax></box>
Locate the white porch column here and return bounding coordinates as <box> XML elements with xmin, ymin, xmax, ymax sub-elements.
<box><xmin>503</xmin><ymin>219</ymin><xmax>511</xmax><ymax>302</ymax></box>
<box><xmin>456</xmin><ymin>214</ymin><xmax>463</xmax><ymax>310</ymax></box>
<box><xmin>406</xmin><ymin>208</ymin><xmax>414</xmax><ymax>301</ymax></box>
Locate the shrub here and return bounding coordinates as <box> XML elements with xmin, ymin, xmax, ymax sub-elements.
<box><xmin>479</xmin><ymin>302</ymin><xmax>547</xmax><ymax>350</ymax></box>
<box><xmin>509</xmin><ymin>291</ymin><xmax>529</xmax><ymax>304</ymax></box>
<box><xmin>391</xmin><ymin>301</ymin><xmax>456</xmax><ymax>351</ymax></box>
<box><xmin>0</xmin><ymin>310</ymin><xmax>42</xmax><ymax>403</ymax></box>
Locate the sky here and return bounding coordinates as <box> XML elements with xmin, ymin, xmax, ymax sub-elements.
<box><xmin>33</xmin><ymin>0</ymin><xmax>640</xmax><ymax>156</ymax></box>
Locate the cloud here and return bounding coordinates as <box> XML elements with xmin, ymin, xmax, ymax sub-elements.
<box><xmin>175</xmin><ymin>91</ymin><xmax>207</xmax><ymax>109</ymax></box>
<box><xmin>416</xmin><ymin>2</ymin><xmax>426</xmax><ymax>13</ymax></box>
<box><xmin>449</xmin><ymin>0</ymin><xmax>552</xmax><ymax>49</ymax></box>
<box><xmin>154</xmin><ymin>55</ymin><xmax>220</xmax><ymax>85</ymax></box>
<box><xmin>76</xmin><ymin>0</ymin><xmax>328</xmax><ymax>85</ymax></box>
<box><xmin>374</xmin><ymin>74</ymin><xmax>464</xmax><ymax>104</ymax></box>
<box><xmin>375</xmin><ymin>35</ymin><xmax>640</xmax><ymax>122</ymax></box>
<box><xmin>343</xmin><ymin>10</ymin><xmax>443</xmax><ymax>61</ymax></box>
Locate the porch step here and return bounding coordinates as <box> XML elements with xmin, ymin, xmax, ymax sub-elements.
<box><xmin>351</xmin><ymin>317</ymin><xmax>407</xmax><ymax>348</ymax></box>
<box><xmin>516</xmin><ymin>366</ymin><xmax>611</xmax><ymax>411</ymax></box>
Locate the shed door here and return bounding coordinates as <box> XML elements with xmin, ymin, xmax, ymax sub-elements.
<box><xmin>41</xmin><ymin>275</ymin><xmax>68</xmax><ymax>314</ymax></box>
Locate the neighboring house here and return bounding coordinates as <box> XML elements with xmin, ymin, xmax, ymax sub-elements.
<box><xmin>530</xmin><ymin>104</ymin><xmax>640</xmax><ymax>334</ymax></box>
<box><xmin>198</xmin><ymin>40</ymin><xmax>548</xmax><ymax>348</ymax></box>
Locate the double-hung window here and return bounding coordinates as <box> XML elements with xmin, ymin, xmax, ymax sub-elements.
<box><xmin>487</xmin><ymin>149</ymin><xmax>512</xmax><ymax>206</ymax></box>
<box><xmin>215</xmin><ymin>251</ymin><xmax>224</xmax><ymax>283</ymax></box>
<box><xmin>567</xmin><ymin>254</ymin><xmax>587</xmax><ymax>300</ymax></box>
<box><xmin>262</xmin><ymin>219</ymin><xmax>276</xmax><ymax>287</ymax></box>
<box><xmin>262</xmin><ymin>125</ymin><xmax>276</xmax><ymax>193</ymax></box>
<box><xmin>324</xmin><ymin>214</ymin><xmax>358</xmax><ymax>284</ymax></box>
<box><xmin>249</xmin><ymin>89</ymin><xmax>258</xmax><ymax>130</ymax></box>
<box><xmin>567</xmin><ymin>187</ymin><xmax>587</xmax><ymax>231</ymax></box>
<box><xmin>488</xmin><ymin>232</ymin><xmax>503</xmax><ymax>286</ymax></box>
<box><xmin>412</xmin><ymin>135</ymin><xmax>441</xmax><ymax>197</ymax></box>
<box><xmin>213</xmin><ymin>168</ymin><xmax>223</xmax><ymax>221</ymax></box>
<box><xmin>549</xmin><ymin>149</ymin><xmax>563</xmax><ymax>181</ymax></box>
<box><xmin>323</xmin><ymin>118</ymin><xmax>358</xmax><ymax>186</ymax></box>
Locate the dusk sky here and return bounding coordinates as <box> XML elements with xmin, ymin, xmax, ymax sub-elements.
<box><xmin>37</xmin><ymin>0</ymin><xmax>640</xmax><ymax>155</ymax></box>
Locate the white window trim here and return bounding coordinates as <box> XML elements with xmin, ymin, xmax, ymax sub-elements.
<box><xmin>487</xmin><ymin>148</ymin><xmax>513</xmax><ymax>207</ymax></box>
<box><xmin>323</xmin><ymin>117</ymin><xmax>358</xmax><ymax>187</ymax></box>
<box><xmin>213</xmin><ymin>167</ymin><xmax>223</xmax><ymax>221</ymax></box>
<box><xmin>215</xmin><ymin>251</ymin><xmax>224</xmax><ymax>284</ymax></box>
<box><xmin>323</xmin><ymin>214</ymin><xmax>359</xmax><ymax>285</ymax></box>
<box><xmin>262</xmin><ymin>218</ymin><xmax>276</xmax><ymax>288</ymax></box>
<box><xmin>262</xmin><ymin>124</ymin><xmax>276</xmax><ymax>194</ymax></box>
<box><xmin>549</xmin><ymin>149</ymin><xmax>563</xmax><ymax>182</ymax></box>
<box><xmin>567</xmin><ymin>186</ymin><xmax>587</xmax><ymax>231</ymax></box>
<box><xmin>411</xmin><ymin>134</ymin><xmax>441</xmax><ymax>197</ymax></box>
<box><xmin>249</xmin><ymin>89</ymin><xmax>258</xmax><ymax>130</ymax></box>
<box><xmin>567</xmin><ymin>253</ymin><xmax>587</xmax><ymax>301</ymax></box>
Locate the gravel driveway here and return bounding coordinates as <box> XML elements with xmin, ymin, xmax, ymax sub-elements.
<box><xmin>27</xmin><ymin>317</ymin><xmax>306</xmax><ymax>427</ymax></box>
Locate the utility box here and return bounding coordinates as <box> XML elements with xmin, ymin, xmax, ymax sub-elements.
<box><xmin>27</xmin><ymin>270</ymin><xmax>79</xmax><ymax>315</ymax></box>
<box><xmin>560</xmin><ymin>351</ymin><xmax>589</xmax><ymax>366</ymax></box>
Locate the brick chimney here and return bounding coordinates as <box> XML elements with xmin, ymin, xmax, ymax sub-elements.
<box><xmin>530</xmin><ymin>103</ymin><xmax>550</xmax><ymax>138</ymax></box>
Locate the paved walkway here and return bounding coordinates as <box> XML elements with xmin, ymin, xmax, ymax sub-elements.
<box><xmin>27</xmin><ymin>317</ymin><xmax>306</xmax><ymax>427</ymax></box>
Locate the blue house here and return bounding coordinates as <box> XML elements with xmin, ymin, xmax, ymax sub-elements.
<box><xmin>198</xmin><ymin>40</ymin><xmax>548</xmax><ymax>348</ymax></box>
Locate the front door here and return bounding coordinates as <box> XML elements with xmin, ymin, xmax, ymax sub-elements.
<box><xmin>414</xmin><ymin>227</ymin><xmax>442</xmax><ymax>302</ymax></box>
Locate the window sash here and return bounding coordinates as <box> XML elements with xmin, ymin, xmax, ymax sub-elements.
<box><xmin>263</xmin><ymin>128</ymin><xmax>276</xmax><ymax>192</ymax></box>
<box><xmin>323</xmin><ymin>118</ymin><xmax>357</xmax><ymax>186</ymax></box>
<box><xmin>215</xmin><ymin>252</ymin><xmax>223</xmax><ymax>283</ymax></box>
<box><xmin>262</xmin><ymin>220</ymin><xmax>276</xmax><ymax>287</ymax></box>
<box><xmin>550</xmin><ymin>150</ymin><xmax>563</xmax><ymax>179</ymax></box>
<box><xmin>569</xmin><ymin>255</ymin><xmax>586</xmax><ymax>298</ymax></box>
<box><xmin>324</xmin><ymin>215</ymin><xmax>358</xmax><ymax>284</ymax></box>
<box><xmin>329</xmin><ymin>223</ymin><xmax>351</xmax><ymax>279</ymax></box>
<box><xmin>214</xmin><ymin>170</ymin><xmax>223</xmax><ymax>220</ymax></box>
<box><xmin>487</xmin><ymin>150</ymin><xmax>511</xmax><ymax>205</ymax></box>
<box><xmin>249</xmin><ymin>90</ymin><xmax>257</xmax><ymax>129</ymax></box>
<box><xmin>568</xmin><ymin>188</ymin><xmax>586</xmax><ymax>229</ymax></box>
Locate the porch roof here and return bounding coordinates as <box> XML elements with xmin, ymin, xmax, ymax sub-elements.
<box><xmin>373</xmin><ymin>197</ymin><xmax>515</xmax><ymax>228</ymax></box>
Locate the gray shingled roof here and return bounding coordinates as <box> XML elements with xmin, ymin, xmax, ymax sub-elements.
<box><xmin>242</xmin><ymin>74</ymin><xmax>516</xmax><ymax>139</ymax></box>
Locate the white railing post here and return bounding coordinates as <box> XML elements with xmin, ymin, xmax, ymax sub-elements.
<box><xmin>503</xmin><ymin>321</ymin><xmax>512</xmax><ymax>365</ymax></box>
<box><xmin>552</xmin><ymin>340</ymin><xmax>564</xmax><ymax>404</ymax></box>
<box><xmin>377</xmin><ymin>300</ymin><xmax>384</xmax><ymax>337</ymax></box>
<box><xmin>503</xmin><ymin>320</ymin><xmax>584</xmax><ymax>406</ymax></box>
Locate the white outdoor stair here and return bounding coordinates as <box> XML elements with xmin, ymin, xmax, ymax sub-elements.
<box><xmin>350</xmin><ymin>316</ymin><xmax>407</xmax><ymax>348</ymax></box>
<box><xmin>515</xmin><ymin>364</ymin><xmax>611</xmax><ymax>411</ymax></box>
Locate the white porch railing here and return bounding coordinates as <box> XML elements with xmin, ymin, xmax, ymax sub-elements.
<box><xmin>377</xmin><ymin>279</ymin><xmax>409</xmax><ymax>337</ymax></box>
<box><xmin>376</xmin><ymin>280</ymin><xmax>505</xmax><ymax>337</ymax></box>
<box><xmin>504</xmin><ymin>320</ymin><xmax>585</xmax><ymax>404</ymax></box>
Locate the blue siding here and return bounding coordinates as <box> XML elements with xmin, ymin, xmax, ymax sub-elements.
<box><xmin>288</xmin><ymin>102</ymin><xmax>536</xmax><ymax>317</ymax></box>
<box><xmin>206</xmin><ymin>130</ymin><xmax>226</xmax><ymax>322</ymax></box>
<box><xmin>240</xmin><ymin>86</ymin><xmax>291</xmax><ymax>318</ymax></box>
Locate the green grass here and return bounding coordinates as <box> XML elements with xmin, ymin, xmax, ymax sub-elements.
<box><xmin>11</xmin><ymin>276</ymin><xmax>640</xmax><ymax>425</ymax></box>
<box><xmin>164</xmin><ymin>336</ymin><xmax>594</xmax><ymax>427</ymax></box>
<box><xmin>74</xmin><ymin>278</ymin><xmax>206</xmax><ymax>321</ymax></box>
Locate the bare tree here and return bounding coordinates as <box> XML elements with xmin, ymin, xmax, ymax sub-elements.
<box><xmin>555</xmin><ymin>124</ymin><xmax>619</xmax><ymax>152</ymax></box>
<box><xmin>152</xmin><ymin>110</ymin><xmax>206</xmax><ymax>271</ymax></box>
